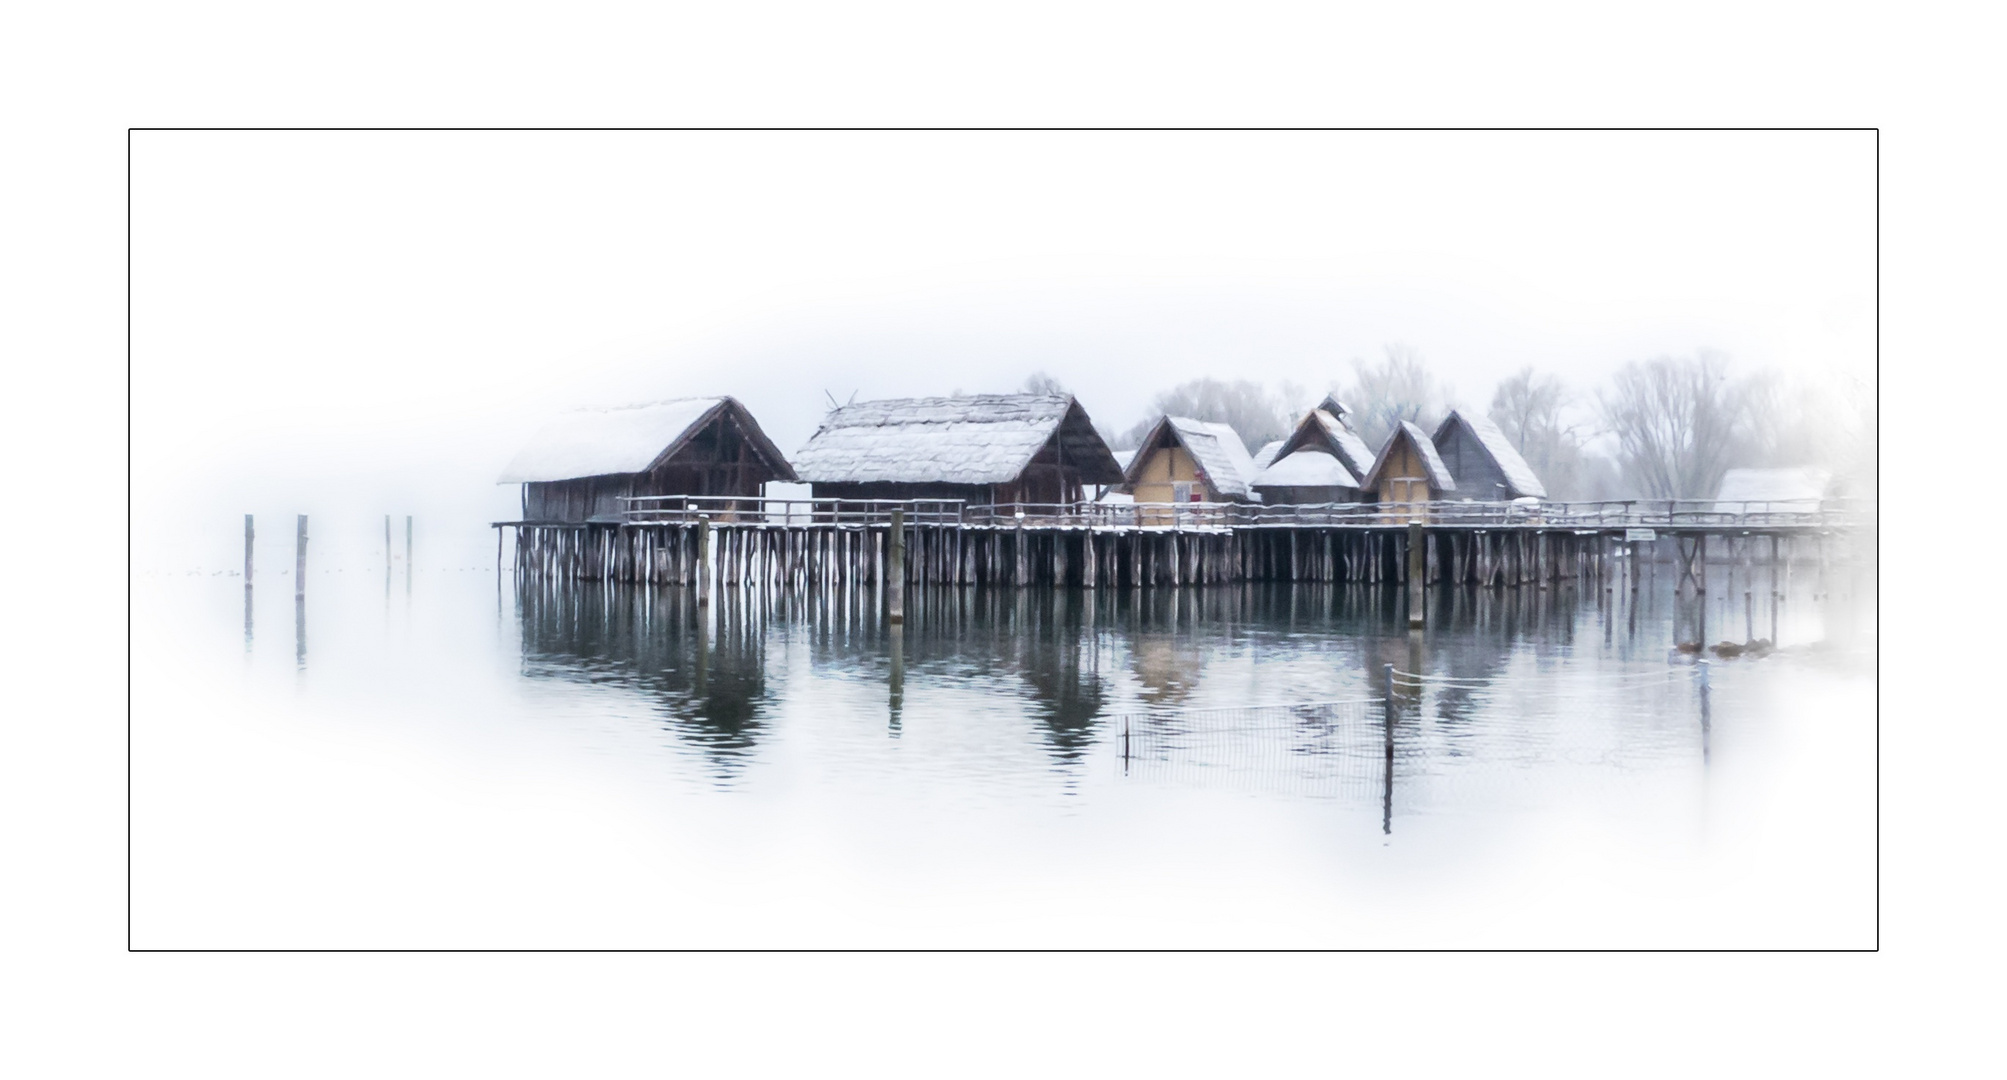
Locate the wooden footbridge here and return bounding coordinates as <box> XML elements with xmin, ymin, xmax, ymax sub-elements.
<box><xmin>496</xmin><ymin>495</ymin><xmax>1865</xmax><ymax>605</ymax></box>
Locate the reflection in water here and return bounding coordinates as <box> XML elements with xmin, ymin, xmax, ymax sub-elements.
<box><xmin>294</xmin><ymin>595</ymin><xmax>306</xmax><ymax>671</ymax></box>
<box><xmin>887</xmin><ymin>624</ymin><xmax>904</xmax><ymax>736</ymax></box>
<box><xmin>516</xmin><ymin>583</ymin><xmax>773</xmax><ymax>782</ymax></box>
<box><xmin>506</xmin><ymin>561</ymin><xmax>1856</xmax><ymax>817</ymax></box>
<box><xmin>244</xmin><ymin>585</ymin><xmax>254</xmax><ymax>655</ymax></box>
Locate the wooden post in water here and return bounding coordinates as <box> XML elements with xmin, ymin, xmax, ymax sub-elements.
<box><xmin>1015</xmin><ymin>518</ymin><xmax>1028</xmax><ymax>586</ymax></box>
<box><xmin>244</xmin><ymin>514</ymin><xmax>254</xmax><ymax>583</ymax></box>
<box><xmin>1382</xmin><ymin>662</ymin><xmax>1396</xmax><ymax>835</ymax></box>
<box><xmin>1697</xmin><ymin>533</ymin><xmax>1708</xmax><ymax>646</ymax></box>
<box><xmin>405</xmin><ymin>515</ymin><xmax>413</xmax><ymax>569</ymax></box>
<box><xmin>294</xmin><ymin>514</ymin><xmax>308</xmax><ymax>598</ymax></box>
<box><xmin>697</xmin><ymin>515</ymin><xmax>712</xmax><ymax>606</ymax></box>
<box><xmin>1770</xmin><ymin>534</ymin><xmax>1781</xmax><ymax>643</ymax></box>
<box><xmin>1407</xmin><ymin>520</ymin><xmax>1425</xmax><ymax>628</ymax></box>
<box><xmin>887</xmin><ymin>507</ymin><xmax>905</xmax><ymax>624</ymax></box>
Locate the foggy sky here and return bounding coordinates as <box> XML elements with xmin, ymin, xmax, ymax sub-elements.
<box><xmin>131</xmin><ymin>130</ymin><xmax>1874</xmax><ymax>570</ymax></box>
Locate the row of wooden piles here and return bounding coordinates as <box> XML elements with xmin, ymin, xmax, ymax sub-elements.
<box><xmin>513</xmin><ymin>524</ymin><xmax>1628</xmax><ymax>589</ymax></box>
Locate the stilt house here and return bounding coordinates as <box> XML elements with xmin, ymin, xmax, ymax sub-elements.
<box><xmin>1123</xmin><ymin>415</ymin><xmax>1261</xmax><ymax>504</ymax></box>
<box><xmin>498</xmin><ymin>397</ymin><xmax>796</xmax><ymax>523</ymax></box>
<box><xmin>1430</xmin><ymin>409</ymin><xmax>1546</xmax><ymax>501</ymax></box>
<box><xmin>790</xmin><ymin>393</ymin><xmax>1124</xmax><ymax>505</ymax></box>
<box><xmin>1358</xmin><ymin>420</ymin><xmax>1456</xmax><ymax>518</ymax></box>
<box><xmin>1249</xmin><ymin>399</ymin><xmax>1378</xmax><ymax>505</ymax></box>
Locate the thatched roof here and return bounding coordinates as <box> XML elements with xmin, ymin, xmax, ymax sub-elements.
<box><xmin>1359</xmin><ymin>420</ymin><xmax>1456</xmax><ymax>492</ymax></box>
<box><xmin>1123</xmin><ymin>415</ymin><xmax>1261</xmax><ymax>500</ymax></box>
<box><xmin>1266</xmin><ymin>407</ymin><xmax>1376</xmax><ymax>481</ymax></box>
<box><xmin>498</xmin><ymin>396</ymin><xmax>796</xmax><ymax>484</ymax></box>
<box><xmin>791</xmin><ymin>393</ymin><xmax>1124</xmax><ymax>486</ymax></box>
<box><xmin>1254</xmin><ymin>448</ymin><xmax>1360</xmax><ymax>489</ymax></box>
<box><xmin>1433</xmin><ymin>410</ymin><xmax>1546</xmax><ymax>499</ymax></box>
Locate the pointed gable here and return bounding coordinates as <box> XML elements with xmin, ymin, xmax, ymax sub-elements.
<box><xmin>1431</xmin><ymin>410</ymin><xmax>1546</xmax><ymax>499</ymax></box>
<box><xmin>499</xmin><ymin>397</ymin><xmax>796</xmax><ymax>484</ymax></box>
<box><xmin>1267</xmin><ymin>406</ymin><xmax>1375</xmax><ymax>482</ymax></box>
<box><xmin>1122</xmin><ymin>415</ymin><xmax>1260</xmax><ymax>500</ymax></box>
<box><xmin>1359</xmin><ymin>420</ymin><xmax>1456</xmax><ymax>492</ymax></box>
<box><xmin>791</xmin><ymin>393</ymin><xmax>1123</xmax><ymax>486</ymax></box>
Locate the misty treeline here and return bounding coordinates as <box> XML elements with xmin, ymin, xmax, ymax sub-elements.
<box><xmin>1032</xmin><ymin>345</ymin><xmax>1874</xmax><ymax>502</ymax></box>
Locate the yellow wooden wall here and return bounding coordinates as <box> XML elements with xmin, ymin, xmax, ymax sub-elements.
<box><xmin>1376</xmin><ymin>438</ymin><xmax>1436</xmax><ymax>516</ymax></box>
<box><xmin>1130</xmin><ymin>444</ymin><xmax>1207</xmax><ymax>503</ymax></box>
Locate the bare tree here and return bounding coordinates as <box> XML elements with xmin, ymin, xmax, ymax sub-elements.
<box><xmin>1115</xmin><ymin>378</ymin><xmax>1291</xmax><ymax>452</ymax></box>
<box><xmin>1336</xmin><ymin>344</ymin><xmax>1453</xmax><ymax>448</ymax></box>
<box><xmin>1022</xmin><ymin>371</ymin><xmax>1068</xmax><ymax>396</ymax></box>
<box><xmin>1489</xmin><ymin>366</ymin><xmax>1599</xmax><ymax>498</ymax></box>
<box><xmin>1595</xmin><ymin>350</ymin><xmax>1749</xmax><ymax>500</ymax></box>
<box><xmin>1490</xmin><ymin>367</ymin><xmax>1570</xmax><ymax>454</ymax></box>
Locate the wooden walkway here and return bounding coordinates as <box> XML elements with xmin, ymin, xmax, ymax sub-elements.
<box><xmin>495</xmin><ymin>496</ymin><xmax>1864</xmax><ymax>589</ymax></box>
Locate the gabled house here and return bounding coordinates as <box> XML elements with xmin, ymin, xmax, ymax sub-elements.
<box><xmin>1122</xmin><ymin>416</ymin><xmax>1261</xmax><ymax>504</ymax></box>
<box><xmin>790</xmin><ymin>393</ymin><xmax>1124</xmax><ymax>506</ymax></box>
<box><xmin>1359</xmin><ymin>420</ymin><xmax>1456</xmax><ymax>518</ymax></box>
<box><xmin>1249</xmin><ymin>400</ymin><xmax>1378</xmax><ymax>505</ymax></box>
<box><xmin>499</xmin><ymin>397</ymin><xmax>796</xmax><ymax>523</ymax></box>
<box><xmin>1430</xmin><ymin>410</ymin><xmax>1547</xmax><ymax>501</ymax></box>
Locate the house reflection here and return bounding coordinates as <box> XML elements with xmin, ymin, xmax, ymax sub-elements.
<box><xmin>860</xmin><ymin>587</ymin><xmax>1111</xmax><ymax>768</ymax></box>
<box><xmin>513</xmin><ymin>576</ymin><xmax>1586</xmax><ymax>785</ymax></box>
<box><xmin>516</xmin><ymin>582</ymin><xmax>774</xmax><ymax>778</ymax></box>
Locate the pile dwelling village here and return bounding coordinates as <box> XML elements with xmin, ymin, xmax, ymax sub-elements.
<box><xmin>492</xmin><ymin>388</ymin><xmax>1855</xmax><ymax>632</ymax></box>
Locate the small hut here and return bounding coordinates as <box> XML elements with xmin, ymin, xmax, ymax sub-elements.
<box><xmin>1430</xmin><ymin>409</ymin><xmax>1546</xmax><ymax>501</ymax></box>
<box><xmin>1249</xmin><ymin>402</ymin><xmax>1378</xmax><ymax>505</ymax></box>
<box><xmin>790</xmin><ymin>393</ymin><xmax>1124</xmax><ymax>506</ymax></box>
<box><xmin>1123</xmin><ymin>416</ymin><xmax>1261</xmax><ymax>504</ymax></box>
<box><xmin>1713</xmin><ymin>467</ymin><xmax>1834</xmax><ymax>513</ymax></box>
<box><xmin>498</xmin><ymin>397</ymin><xmax>796</xmax><ymax>522</ymax></box>
<box><xmin>1358</xmin><ymin>420</ymin><xmax>1456</xmax><ymax>517</ymax></box>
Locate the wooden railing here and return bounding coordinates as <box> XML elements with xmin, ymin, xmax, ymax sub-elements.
<box><xmin>618</xmin><ymin>495</ymin><xmax>966</xmax><ymax>527</ymax></box>
<box><xmin>615</xmin><ymin>495</ymin><xmax>1869</xmax><ymax>530</ymax></box>
<box><xmin>965</xmin><ymin>498</ymin><xmax>1867</xmax><ymax>530</ymax></box>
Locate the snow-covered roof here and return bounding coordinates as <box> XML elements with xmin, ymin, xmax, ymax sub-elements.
<box><xmin>1251</xmin><ymin>440</ymin><xmax>1284</xmax><ymax>471</ymax></box>
<box><xmin>1714</xmin><ymin>467</ymin><xmax>1831</xmax><ymax>507</ymax></box>
<box><xmin>1253</xmin><ymin>448</ymin><xmax>1359</xmax><ymax>489</ymax></box>
<box><xmin>1313</xmin><ymin>409</ymin><xmax>1377</xmax><ymax>480</ymax></box>
<box><xmin>791</xmin><ymin>393</ymin><xmax>1123</xmax><ymax>486</ymax></box>
<box><xmin>1435</xmin><ymin>410</ymin><xmax>1547</xmax><ymax>499</ymax></box>
<box><xmin>498</xmin><ymin>397</ymin><xmax>795</xmax><ymax>484</ymax></box>
<box><xmin>1170</xmin><ymin>417</ymin><xmax>1259</xmax><ymax>498</ymax></box>
<box><xmin>1359</xmin><ymin>421</ymin><xmax>1456</xmax><ymax>492</ymax></box>
<box><xmin>1121</xmin><ymin>416</ymin><xmax>1261</xmax><ymax>500</ymax></box>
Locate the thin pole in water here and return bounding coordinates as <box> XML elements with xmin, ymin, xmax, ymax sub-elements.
<box><xmin>244</xmin><ymin>514</ymin><xmax>255</xmax><ymax>584</ymax></box>
<box><xmin>1697</xmin><ymin>659</ymin><xmax>1712</xmax><ymax>765</ymax></box>
<box><xmin>1382</xmin><ymin>662</ymin><xmax>1397</xmax><ymax>835</ymax></box>
<box><xmin>294</xmin><ymin>514</ymin><xmax>307</xmax><ymax>599</ymax></box>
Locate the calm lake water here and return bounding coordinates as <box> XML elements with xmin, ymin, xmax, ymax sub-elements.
<box><xmin>132</xmin><ymin>551</ymin><xmax>1877</xmax><ymax>948</ymax></box>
